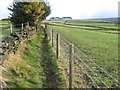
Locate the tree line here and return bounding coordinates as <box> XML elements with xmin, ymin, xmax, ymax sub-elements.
<box><xmin>8</xmin><ymin>0</ymin><xmax>51</xmax><ymax>26</ymax></box>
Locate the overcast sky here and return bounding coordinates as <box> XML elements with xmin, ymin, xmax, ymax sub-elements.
<box><xmin>0</xmin><ymin>0</ymin><xmax>119</xmax><ymax>20</ymax></box>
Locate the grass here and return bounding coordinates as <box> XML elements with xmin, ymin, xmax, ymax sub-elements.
<box><xmin>2</xmin><ymin>25</ymin><xmax>67</xmax><ymax>88</ymax></box>
<box><xmin>0</xmin><ymin>20</ymin><xmax>11</xmax><ymax>27</ymax></box>
<box><xmin>49</xmin><ymin>24</ymin><xmax>119</xmax><ymax>87</ymax></box>
<box><xmin>38</xmin><ymin>26</ymin><xmax>67</xmax><ymax>88</ymax></box>
<box><xmin>0</xmin><ymin>20</ymin><xmax>11</xmax><ymax>41</ymax></box>
<box><xmin>2</xmin><ymin>33</ymin><xmax>44</xmax><ymax>88</ymax></box>
<box><xmin>68</xmin><ymin>22</ymin><xmax>118</xmax><ymax>30</ymax></box>
<box><xmin>67</xmin><ymin>20</ymin><xmax>118</xmax><ymax>29</ymax></box>
<box><xmin>0</xmin><ymin>20</ymin><xmax>22</xmax><ymax>41</ymax></box>
<box><xmin>97</xmin><ymin>30</ymin><xmax>120</xmax><ymax>34</ymax></box>
<box><xmin>49</xmin><ymin>25</ymin><xmax>118</xmax><ymax>80</ymax></box>
<box><xmin>48</xmin><ymin>20</ymin><xmax>119</xmax><ymax>35</ymax></box>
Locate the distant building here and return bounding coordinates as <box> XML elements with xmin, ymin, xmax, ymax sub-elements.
<box><xmin>50</xmin><ymin>17</ymin><xmax>60</xmax><ymax>20</ymax></box>
<box><xmin>50</xmin><ymin>17</ymin><xmax>72</xmax><ymax>20</ymax></box>
<box><xmin>61</xmin><ymin>17</ymin><xmax>72</xmax><ymax>20</ymax></box>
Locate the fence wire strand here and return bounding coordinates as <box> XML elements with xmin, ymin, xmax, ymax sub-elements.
<box><xmin>46</xmin><ymin>26</ymin><xmax>119</xmax><ymax>88</ymax></box>
<box><xmin>74</xmin><ymin>53</ymin><xmax>110</xmax><ymax>88</ymax></box>
<box><xmin>74</xmin><ymin>57</ymin><xmax>100</xmax><ymax>88</ymax></box>
<box><xmin>74</xmin><ymin>46</ymin><xmax>119</xmax><ymax>84</ymax></box>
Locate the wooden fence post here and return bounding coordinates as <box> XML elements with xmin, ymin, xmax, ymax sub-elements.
<box><xmin>51</xmin><ymin>29</ymin><xmax>54</xmax><ymax>47</ymax></box>
<box><xmin>56</xmin><ymin>34</ymin><xmax>60</xmax><ymax>59</ymax></box>
<box><xmin>69</xmin><ymin>44</ymin><xmax>74</xmax><ymax>89</ymax></box>
<box><xmin>44</xmin><ymin>24</ymin><xmax>48</xmax><ymax>38</ymax></box>
<box><xmin>27</xmin><ymin>22</ymin><xmax>29</xmax><ymax>27</ymax></box>
<box><xmin>45</xmin><ymin>23</ymin><xmax>47</xmax><ymax>30</ymax></box>
<box><xmin>22</xmin><ymin>23</ymin><xmax>23</xmax><ymax>29</ymax></box>
<box><xmin>10</xmin><ymin>24</ymin><xmax>12</xmax><ymax>34</ymax></box>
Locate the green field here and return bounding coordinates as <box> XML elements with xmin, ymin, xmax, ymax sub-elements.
<box><xmin>0</xmin><ymin>20</ymin><xmax>21</xmax><ymax>41</ymax></box>
<box><xmin>0</xmin><ymin>20</ymin><xmax>11</xmax><ymax>41</ymax></box>
<box><xmin>0</xmin><ymin>20</ymin><xmax>11</xmax><ymax>26</ymax></box>
<box><xmin>48</xmin><ymin>19</ymin><xmax>119</xmax><ymax>34</ymax></box>
<box><xmin>49</xmin><ymin>22</ymin><xmax>118</xmax><ymax>80</ymax></box>
<box><xmin>67</xmin><ymin>20</ymin><xmax>118</xmax><ymax>29</ymax></box>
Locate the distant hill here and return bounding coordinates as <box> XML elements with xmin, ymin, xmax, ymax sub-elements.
<box><xmin>91</xmin><ymin>17</ymin><xmax>119</xmax><ymax>23</ymax></box>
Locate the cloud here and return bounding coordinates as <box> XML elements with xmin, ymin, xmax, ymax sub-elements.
<box><xmin>47</xmin><ymin>0</ymin><xmax>119</xmax><ymax>19</ymax></box>
<box><xmin>0</xmin><ymin>0</ymin><xmax>119</xmax><ymax>19</ymax></box>
<box><xmin>0</xmin><ymin>0</ymin><xmax>13</xmax><ymax>19</ymax></box>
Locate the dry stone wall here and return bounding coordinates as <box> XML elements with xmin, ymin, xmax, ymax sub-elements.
<box><xmin>0</xmin><ymin>26</ymin><xmax>36</xmax><ymax>56</ymax></box>
<box><xmin>0</xmin><ymin>26</ymin><xmax>37</xmax><ymax>89</ymax></box>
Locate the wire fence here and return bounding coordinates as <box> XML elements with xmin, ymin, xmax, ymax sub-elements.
<box><xmin>1</xmin><ymin>22</ymin><xmax>29</xmax><ymax>41</ymax></box>
<box><xmin>45</xmin><ymin>24</ymin><xmax>120</xmax><ymax>88</ymax></box>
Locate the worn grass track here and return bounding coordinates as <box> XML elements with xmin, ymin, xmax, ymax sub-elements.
<box><xmin>38</xmin><ymin>26</ymin><xmax>67</xmax><ymax>88</ymax></box>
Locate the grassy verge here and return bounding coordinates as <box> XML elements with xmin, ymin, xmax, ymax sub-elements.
<box><xmin>2</xmin><ymin>32</ymin><xmax>45</xmax><ymax>88</ymax></box>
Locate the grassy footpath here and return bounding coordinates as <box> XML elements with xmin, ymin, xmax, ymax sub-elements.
<box><xmin>2</xmin><ymin>25</ymin><xmax>66</xmax><ymax>88</ymax></box>
<box><xmin>39</xmin><ymin>26</ymin><xmax>67</xmax><ymax>88</ymax></box>
<box><xmin>49</xmin><ymin>25</ymin><xmax>118</xmax><ymax>79</ymax></box>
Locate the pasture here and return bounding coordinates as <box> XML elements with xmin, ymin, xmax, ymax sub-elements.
<box><xmin>0</xmin><ymin>20</ymin><xmax>11</xmax><ymax>41</ymax></box>
<box><xmin>67</xmin><ymin>20</ymin><xmax>118</xmax><ymax>29</ymax></box>
<box><xmin>0</xmin><ymin>20</ymin><xmax>22</xmax><ymax>41</ymax></box>
<box><xmin>66</xmin><ymin>20</ymin><xmax>119</xmax><ymax>34</ymax></box>
<box><xmin>48</xmin><ymin>20</ymin><xmax>119</xmax><ymax>80</ymax></box>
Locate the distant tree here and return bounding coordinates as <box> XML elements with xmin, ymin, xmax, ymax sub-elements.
<box><xmin>8</xmin><ymin>0</ymin><xmax>51</xmax><ymax>26</ymax></box>
<box><xmin>1</xmin><ymin>18</ymin><xmax>9</xmax><ymax>21</ymax></box>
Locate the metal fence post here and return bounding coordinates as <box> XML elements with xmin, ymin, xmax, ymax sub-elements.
<box><xmin>10</xmin><ymin>24</ymin><xmax>12</xmax><ymax>34</ymax></box>
<box><xmin>56</xmin><ymin>34</ymin><xmax>60</xmax><ymax>59</ymax></box>
<box><xmin>69</xmin><ymin>44</ymin><xmax>74</xmax><ymax>89</ymax></box>
<box><xmin>22</xmin><ymin>23</ymin><xmax>23</xmax><ymax>29</ymax></box>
